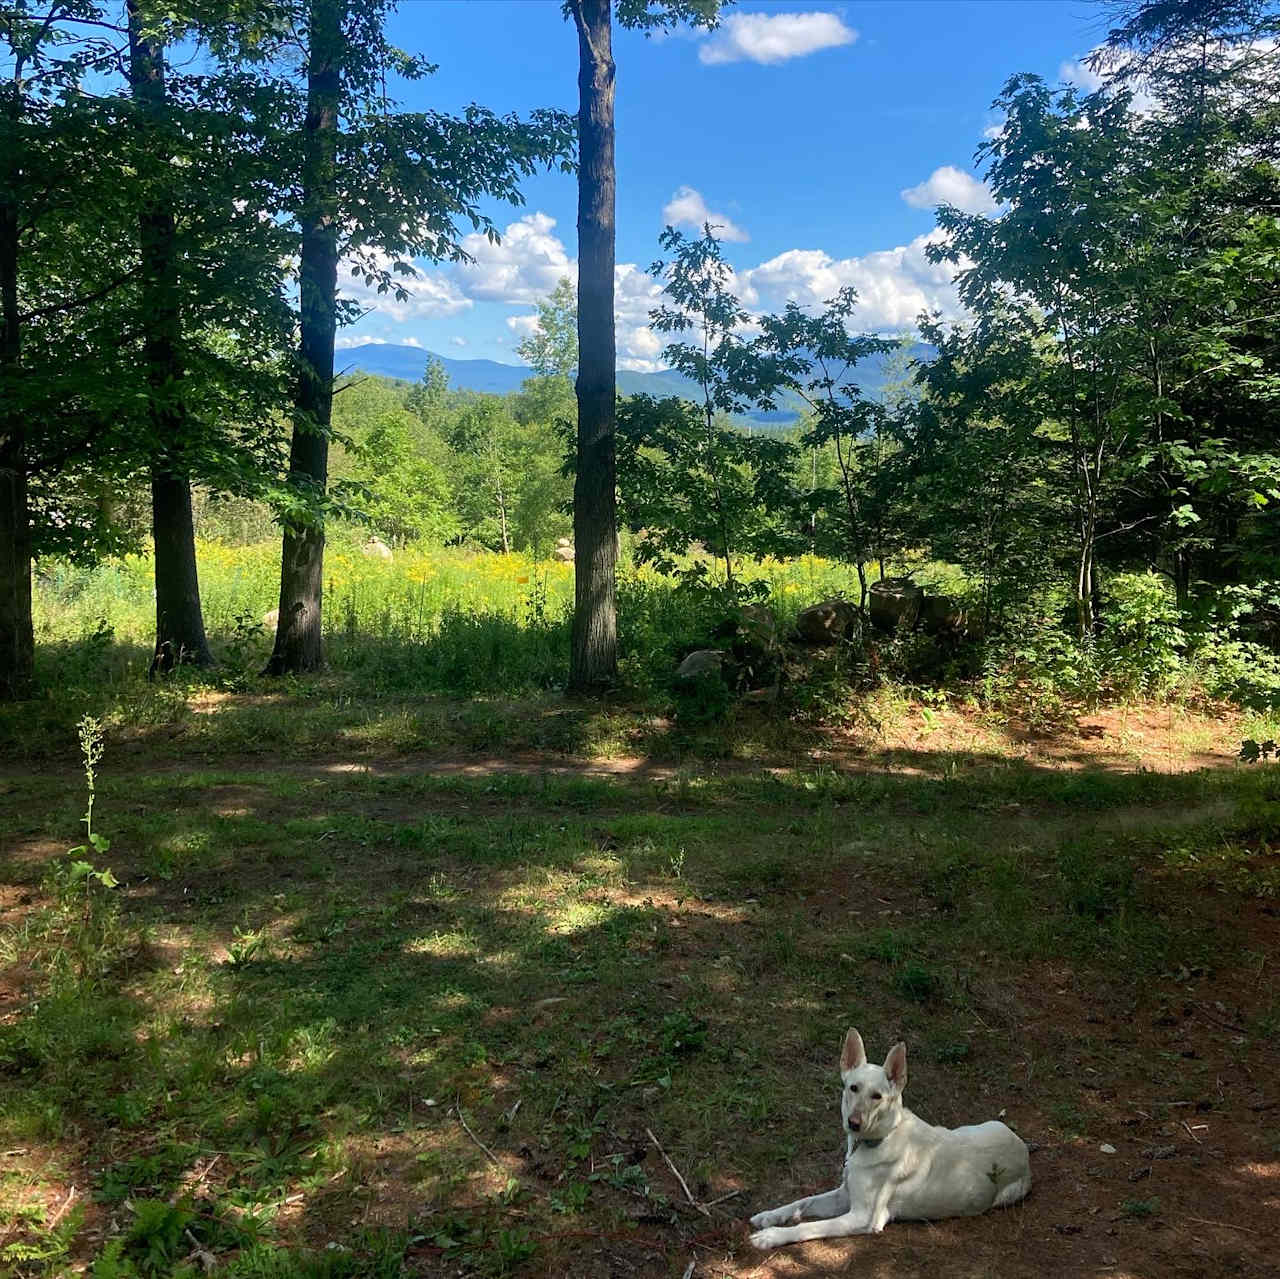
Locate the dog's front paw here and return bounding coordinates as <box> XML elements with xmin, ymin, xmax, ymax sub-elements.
<box><xmin>749</xmin><ymin>1227</ymin><xmax>788</xmax><ymax>1250</ymax></box>
<box><xmin>749</xmin><ymin>1210</ymin><xmax>779</xmax><ymax>1229</ymax></box>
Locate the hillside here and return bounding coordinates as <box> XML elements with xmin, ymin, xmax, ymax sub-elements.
<box><xmin>339</xmin><ymin>341</ymin><xmax>931</xmax><ymax>424</ymax></box>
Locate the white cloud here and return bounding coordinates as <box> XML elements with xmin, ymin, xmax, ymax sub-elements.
<box><xmin>901</xmin><ymin>166</ymin><xmax>998</xmax><ymax>215</ymax></box>
<box><xmin>453</xmin><ymin>212</ymin><xmax>574</xmax><ymax>305</ymax></box>
<box><xmin>1060</xmin><ymin>49</ymin><xmax>1159</xmax><ymax>114</ymax></box>
<box><xmin>1059</xmin><ymin>57</ymin><xmax>1106</xmax><ymax>94</ymax></box>
<box><xmin>341</xmin><ymin>247</ymin><xmax>472</xmax><ymax>322</ymax></box>
<box><xmin>450</xmin><ymin>336</ymin><xmax>467</xmax><ymax>347</ymax></box>
<box><xmin>740</xmin><ymin>231</ymin><xmax>963</xmax><ymax>331</ymax></box>
<box><xmin>449</xmin><ymin>219</ymin><xmax>665</xmax><ymax>369</ymax></box>
<box><xmin>699</xmin><ymin>11</ymin><xmax>856</xmax><ymax>66</ymax></box>
<box><xmin>347</xmin><ymin>205</ymin><xmax>963</xmax><ymax>369</ymax></box>
<box><xmin>661</xmin><ymin>185</ymin><xmax>749</xmax><ymax>242</ymax></box>
<box><xmin>614</xmin><ymin>262</ymin><xmax>667</xmax><ymax>369</ymax></box>
<box><xmin>336</xmin><ymin>334</ymin><xmax>385</xmax><ymax>349</ymax></box>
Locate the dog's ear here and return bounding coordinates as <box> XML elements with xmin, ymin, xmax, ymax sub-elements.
<box><xmin>884</xmin><ymin>1041</ymin><xmax>907</xmax><ymax>1090</ymax></box>
<box><xmin>841</xmin><ymin>1028</ymin><xmax>866</xmax><ymax>1071</ymax></box>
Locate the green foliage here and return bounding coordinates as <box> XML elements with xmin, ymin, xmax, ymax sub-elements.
<box><xmin>1096</xmin><ymin>573</ymin><xmax>1187</xmax><ymax>697</ymax></box>
<box><xmin>515</xmin><ymin>276</ymin><xmax>577</xmax><ymax>378</ymax></box>
<box><xmin>337</xmin><ymin>397</ymin><xmax>458</xmax><ymax>546</ymax></box>
<box><xmin>755</xmin><ymin>287</ymin><xmax>904</xmax><ymax>597</ymax></box>
<box><xmin>1121</xmin><ymin>1197</ymin><xmax>1161</xmax><ymax>1220</ymax></box>
<box><xmin>616</xmin><ymin>394</ymin><xmax>798</xmax><ymax>586</ymax></box>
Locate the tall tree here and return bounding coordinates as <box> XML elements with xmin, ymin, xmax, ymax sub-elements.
<box><xmin>0</xmin><ymin>9</ymin><xmax>29</xmax><ymax>697</ymax></box>
<box><xmin>262</xmin><ymin>0</ymin><xmax>575</xmax><ymax>674</ymax></box>
<box><xmin>563</xmin><ymin>0</ymin><xmax>722</xmax><ymax>692</ymax></box>
<box><xmin>1</xmin><ymin>2</ymin><xmax>126</xmax><ymax>700</ymax></box>
<box><xmin>930</xmin><ymin>77</ymin><xmax>1161</xmax><ymax>636</ymax></box>
<box><xmin>127</xmin><ymin>0</ymin><xmax>214</xmax><ymax>673</ymax></box>
<box><xmin>264</xmin><ymin>0</ymin><xmax>342</xmax><ymax>675</ymax></box>
<box><xmin>565</xmin><ymin>0</ymin><xmax>617</xmax><ymax>689</ymax></box>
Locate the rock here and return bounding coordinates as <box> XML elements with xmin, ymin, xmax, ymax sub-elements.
<box><xmin>918</xmin><ymin>594</ymin><xmax>968</xmax><ymax>635</ymax></box>
<box><xmin>737</xmin><ymin>603</ymin><xmax>778</xmax><ymax>651</ymax></box>
<box><xmin>868</xmin><ymin>578</ymin><xmax>924</xmax><ymax>633</ymax></box>
<box><xmin>1099</xmin><ymin>1143</ymin><xmax>1117</xmax><ymax>1154</ymax></box>
<box><xmin>795</xmin><ymin>598</ymin><xmax>859</xmax><ymax>646</ymax></box>
<box><xmin>362</xmin><ymin>538</ymin><xmax>393</xmax><ymax>561</ymax></box>
<box><xmin>261</xmin><ymin>608</ymin><xmax>279</xmax><ymax>631</ymax></box>
<box><xmin>553</xmin><ymin>537</ymin><xmax>574</xmax><ymax>563</ymax></box>
<box><xmin>675</xmin><ymin>649</ymin><xmax>727</xmax><ymax>681</ymax></box>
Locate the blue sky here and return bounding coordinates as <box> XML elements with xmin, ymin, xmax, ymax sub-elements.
<box><xmin>341</xmin><ymin>1</ymin><xmax>1114</xmax><ymax>368</ymax></box>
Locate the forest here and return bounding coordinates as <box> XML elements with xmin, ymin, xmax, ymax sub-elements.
<box><xmin>3</xmin><ymin>1</ymin><xmax>1280</xmax><ymax>1277</ymax></box>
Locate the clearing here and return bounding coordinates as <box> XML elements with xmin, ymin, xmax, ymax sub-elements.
<box><xmin>1</xmin><ymin>695</ymin><xmax>1278</xmax><ymax>1278</ymax></box>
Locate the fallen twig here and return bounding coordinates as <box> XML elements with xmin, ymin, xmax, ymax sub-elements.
<box><xmin>1181</xmin><ymin>1120</ymin><xmax>1202</xmax><ymax>1145</ymax></box>
<box><xmin>646</xmin><ymin>1127</ymin><xmax>710</xmax><ymax>1217</ymax></box>
<box><xmin>455</xmin><ymin>1098</ymin><xmax>502</xmax><ymax>1168</ymax></box>
<box><xmin>45</xmin><ymin>1186</ymin><xmax>78</xmax><ymax>1233</ymax></box>
<box><xmin>1187</xmin><ymin>1216</ymin><xmax>1258</xmax><ymax>1234</ymax></box>
<box><xmin>703</xmin><ymin>1189</ymin><xmax>743</xmax><ymax>1208</ymax></box>
<box><xmin>681</xmin><ymin>1262</ymin><xmax>695</xmax><ymax>1279</ymax></box>
<box><xmin>184</xmin><ymin>1227</ymin><xmax>217</xmax><ymax>1273</ymax></box>
<box><xmin>1195</xmin><ymin>1004</ymin><xmax>1249</xmax><ymax>1035</ymax></box>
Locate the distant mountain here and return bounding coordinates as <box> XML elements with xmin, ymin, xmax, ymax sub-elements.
<box><xmin>339</xmin><ymin>341</ymin><xmax>932</xmax><ymax>425</ymax></box>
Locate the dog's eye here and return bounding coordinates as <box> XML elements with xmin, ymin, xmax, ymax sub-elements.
<box><xmin>871</xmin><ymin>1092</ymin><xmax>882</xmax><ymax>1100</ymax></box>
<box><xmin>851</xmin><ymin>1085</ymin><xmax>860</xmax><ymax>1092</ymax></box>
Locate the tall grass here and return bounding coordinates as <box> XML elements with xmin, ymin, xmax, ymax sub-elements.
<box><xmin>31</xmin><ymin>538</ymin><xmax>870</xmax><ymax>697</ymax></box>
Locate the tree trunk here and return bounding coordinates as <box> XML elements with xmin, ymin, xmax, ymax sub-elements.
<box><xmin>150</xmin><ymin>468</ymin><xmax>211</xmax><ymax>673</ymax></box>
<box><xmin>265</xmin><ymin>0</ymin><xmax>342</xmax><ymax>676</ymax></box>
<box><xmin>128</xmin><ymin>1</ymin><xmax>214</xmax><ymax>675</ymax></box>
<box><xmin>496</xmin><ymin>471</ymin><xmax>510</xmax><ymax>554</ymax></box>
<box><xmin>568</xmin><ymin>0</ymin><xmax>617</xmax><ymax>691</ymax></box>
<box><xmin>1076</xmin><ymin>528</ymin><xmax>1096</xmax><ymax>638</ymax></box>
<box><xmin>0</xmin><ymin>449</ymin><xmax>32</xmax><ymax>701</ymax></box>
<box><xmin>1173</xmin><ymin>548</ymin><xmax>1190</xmax><ymax>609</ymax></box>
<box><xmin>0</xmin><ymin>76</ymin><xmax>33</xmax><ymax>699</ymax></box>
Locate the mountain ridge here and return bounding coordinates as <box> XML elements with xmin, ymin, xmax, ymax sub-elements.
<box><xmin>340</xmin><ymin>341</ymin><xmax>929</xmax><ymax>424</ymax></box>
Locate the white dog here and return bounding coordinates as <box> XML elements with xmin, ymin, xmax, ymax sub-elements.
<box><xmin>748</xmin><ymin>1029</ymin><xmax>1031</xmax><ymax>1249</ymax></box>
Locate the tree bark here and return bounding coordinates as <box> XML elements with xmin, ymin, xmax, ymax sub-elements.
<box><xmin>265</xmin><ymin>0</ymin><xmax>342</xmax><ymax>676</ymax></box>
<box><xmin>128</xmin><ymin>1</ymin><xmax>214</xmax><ymax>675</ymax></box>
<box><xmin>0</xmin><ymin>72</ymin><xmax>33</xmax><ymax>699</ymax></box>
<box><xmin>568</xmin><ymin>0</ymin><xmax>618</xmax><ymax>691</ymax></box>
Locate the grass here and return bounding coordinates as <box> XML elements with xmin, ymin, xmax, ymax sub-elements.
<box><xmin>4</xmin><ymin>544</ymin><xmax>1280</xmax><ymax>1275</ymax></box>
<box><xmin>4</xmin><ymin>715</ymin><xmax>1280</xmax><ymax>1276</ymax></box>
<box><xmin>12</xmin><ymin>539</ymin><xmax>881</xmax><ymax>763</ymax></box>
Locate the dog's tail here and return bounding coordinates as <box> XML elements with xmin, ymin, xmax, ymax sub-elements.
<box><xmin>994</xmin><ymin>1172</ymin><xmax>1031</xmax><ymax>1209</ymax></box>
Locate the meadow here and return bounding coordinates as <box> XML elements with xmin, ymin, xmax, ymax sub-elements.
<box><xmin>3</xmin><ymin>543</ymin><xmax>1280</xmax><ymax>1278</ymax></box>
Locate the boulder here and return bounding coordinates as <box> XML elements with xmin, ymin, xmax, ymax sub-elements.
<box><xmin>675</xmin><ymin>649</ymin><xmax>727</xmax><ymax>681</ymax></box>
<box><xmin>553</xmin><ymin>537</ymin><xmax>574</xmax><ymax>563</ymax></box>
<box><xmin>918</xmin><ymin>594</ymin><xmax>967</xmax><ymax>635</ymax></box>
<box><xmin>737</xmin><ymin>603</ymin><xmax>778</xmax><ymax>651</ymax></box>
<box><xmin>362</xmin><ymin>538</ymin><xmax>393</xmax><ymax>561</ymax></box>
<box><xmin>795</xmin><ymin>598</ymin><xmax>860</xmax><ymax>646</ymax></box>
<box><xmin>869</xmin><ymin>578</ymin><xmax>924</xmax><ymax>633</ymax></box>
<box><xmin>261</xmin><ymin>608</ymin><xmax>279</xmax><ymax>631</ymax></box>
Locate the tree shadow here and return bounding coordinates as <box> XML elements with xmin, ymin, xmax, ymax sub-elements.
<box><xmin>2</xmin><ymin>744</ymin><xmax>1279</xmax><ymax>1275</ymax></box>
